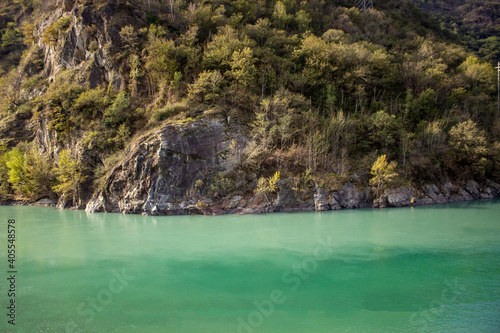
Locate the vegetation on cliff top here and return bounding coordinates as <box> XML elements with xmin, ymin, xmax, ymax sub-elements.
<box><xmin>0</xmin><ymin>0</ymin><xmax>498</xmax><ymax>205</ymax></box>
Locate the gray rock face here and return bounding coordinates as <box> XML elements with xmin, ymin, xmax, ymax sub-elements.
<box><xmin>314</xmin><ymin>183</ymin><xmax>371</xmax><ymax>211</ymax></box>
<box><xmin>33</xmin><ymin>198</ymin><xmax>56</xmax><ymax>207</ymax></box>
<box><xmin>486</xmin><ymin>180</ymin><xmax>500</xmax><ymax>196</ymax></box>
<box><xmin>465</xmin><ymin>180</ymin><xmax>480</xmax><ymax>198</ymax></box>
<box><xmin>314</xmin><ymin>189</ymin><xmax>330</xmax><ymax>211</ymax></box>
<box><xmin>487</xmin><ymin>180</ymin><xmax>500</xmax><ymax>191</ymax></box>
<box><xmin>339</xmin><ymin>183</ymin><xmax>371</xmax><ymax>208</ymax></box>
<box><xmin>376</xmin><ymin>179</ymin><xmax>500</xmax><ymax>209</ymax></box>
<box><xmin>442</xmin><ymin>181</ymin><xmax>457</xmax><ymax>198</ymax></box>
<box><xmin>34</xmin><ymin>1</ymin><xmax>141</xmax><ymax>90</ymax></box>
<box><xmin>385</xmin><ymin>187</ymin><xmax>412</xmax><ymax>207</ymax></box>
<box><xmin>275</xmin><ymin>179</ymin><xmax>296</xmax><ymax>209</ymax></box>
<box><xmin>327</xmin><ymin>192</ymin><xmax>343</xmax><ymax>210</ymax></box>
<box><xmin>86</xmin><ymin>119</ymin><xmax>234</xmax><ymax>214</ymax></box>
<box><xmin>424</xmin><ymin>184</ymin><xmax>447</xmax><ymax>204</ymax></box>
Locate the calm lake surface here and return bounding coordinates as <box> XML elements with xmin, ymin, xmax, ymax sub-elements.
<box><xmin>1</xmin><ymin>200</ymin><xmax>499</xmax><ymax>333</ymax></box>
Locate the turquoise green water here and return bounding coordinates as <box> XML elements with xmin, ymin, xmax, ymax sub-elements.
<box><xmin>1</xmin><ymin>201</ymin><xmax>500</xmax><ymax>333</ymax></box>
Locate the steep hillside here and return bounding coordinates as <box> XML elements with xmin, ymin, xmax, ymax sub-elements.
<box><xmin>414</xmin><ymin>0</ymin><xmax>500</xmax><ymax>63</ymax></box>
<box><xmin>0</xmin><ymin>0</ymin><xmax>498</xmax><ymax>213</ymax></box>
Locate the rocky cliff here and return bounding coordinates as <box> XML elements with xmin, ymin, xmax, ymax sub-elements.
<box><xmin>33</xmin><ymin>0</ymin><xmax>139</xmax><ymax>90</ymax></box>
<box><xmin>84</xmin><ymin>116</ymin><xmax>500</xmax><ymax>215</ymax></box>
<box><xmin>86</xmin><ymin>118</ymin><xmax>239</xmax><ymax>214</ymax></box>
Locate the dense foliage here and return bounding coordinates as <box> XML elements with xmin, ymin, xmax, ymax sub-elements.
<box><xmin>415</xmin><ymin>0</ymin><xmax>500</xmax><ymax>64</ymax></box>
<box><xmin>0</xmin><ymin>0</ymin><xmax>498</xmax><ymax>202</ymax></box>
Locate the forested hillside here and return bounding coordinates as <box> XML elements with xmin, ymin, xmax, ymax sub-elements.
<box><xmin>0</xmin><ymin>0</ymin><xmax>498</xmax><ymax>211</ymax></box>
<box><xmin>414</xmin><ymin>0</ymin><xmax>500</xmax><ymax>64</ymax></box>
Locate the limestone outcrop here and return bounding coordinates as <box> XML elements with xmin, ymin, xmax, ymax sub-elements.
<box><xmin>86</xmin><ymin>118</ymin><xmax>238</xmax><ymax>214</ymax></box>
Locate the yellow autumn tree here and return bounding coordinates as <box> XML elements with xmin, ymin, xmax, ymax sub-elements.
<box><xmin>255</xmin><ymin>171</ymin><xmax>280</xmax><ymax>203</ymax></box>
<box><xmin>369</xmin><ymin>155</ymin><xmax>398</xmax><ymax>196</ymax></box>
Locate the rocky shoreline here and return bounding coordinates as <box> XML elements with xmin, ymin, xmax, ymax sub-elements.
<box><xmin>2</xmin><ymin>179</ymin><xmax>499</xmax><ymax>216</ymax></box>
<box><xmin>2</xmin><ymin>116</ymin><xmax>499</xmax><ymax>216</ymax></box>
<box><xmin>78</xmin><ymin>118</ymin><xmax>500</xmax><ymax>216</ymax></box>
<box><xmin>179</xmin><ymin>178</ymin><xmax>500</xmax><ymax>215</ymax></box>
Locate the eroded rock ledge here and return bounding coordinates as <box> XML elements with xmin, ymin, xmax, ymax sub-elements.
<box><xmin>84</xmin><ymin>118</ymin><xmax>500</xmax><ymax>216</ymax></box>
<box><xmin>86</xmin><ymin>118</ymin><xmax>235</xmax><ymax>215</ymax></box>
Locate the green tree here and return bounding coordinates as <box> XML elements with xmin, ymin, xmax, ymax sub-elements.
<box><xmin>326</xmin><ymin>110</ymin><xmax>354</xmax><ymax>175</ymax></box>
<box><xmin>420</xmin><ymin>119</ymin><xmax>444</xmax><ymax>154</ymax></box>
<box><xmin>400</xmin><ymin>130</ymin><xmax>414</xmax><ymax>168</ymax></box>
<box><xmin>449</xmin><ymin>120</ymin><xmax>486</xmax><ymax>160</ymax></box>
<box><xmin>143</xmin><ymin>30</ymin><xmax>183</xmax><ymax>96</ymax></box>
<box><xmin>0</xmin><ymin>145</ymin><xmax>10</xmax><ymax>195</ymax></box>
<box><xmin>6</xmin><ymin>148</ymin><xmax>26</xmax><ymax>195</ymax></box>
<box><xmin>73</xmin><ymin>87</ymin><xmax>109</xmax><ymax>118</ymax></box>
<box><xmin>129</xmin><ymin>54</ymin><xmax>142</xmax><ymax>98</ymax></box>
<box><xmin>229</xmin><ymin>47</ymin><xmax>256</xmax><ymax>87</ymax></box>
<box><xmin>477</xmin><ymin>36</ymin><xmax>500</xmax><ymax>64</ymax></box>
<box><xmin>104</xmin><ymin>92</ymin><xmax>130</xmax><ymax>127</ymax></box>
<box><xmin>458</xmin><ymin>56</ymin><xmax>495</xmax><ymax>92</ymax></box>
<box><xmin>369</xmin><ymin>154</ymin><xmax>398</xmax><ymax>196</ymax></box>
<box><xmin>448</xmin><ymin>120</ymin><xmax>488</xmax><ymax>178</ymax></box>
<box><xmin>401</xmin><ymin>39</ymin><xmax>448</xmax><ymax>96</ymax></box>
<box><xmin>53</xmin><ymin>17</ymin><xmax>71</xmax><ymax>32</ymax></box>
<box><xmin>53</xmin><ymin>149</ymin><xmax>85</xmax><ymax>205</ymax></box>
<box><xmin>295</xmin><ymin>10</ymin><xmax>311</xmax><ymax>33</ymax></box>
<box><xmin>41</xmin><ymin>25</ymin><xmax>58</xmax><ymax>46</ymax></box>
<box><xmin>273</xmin><ymin>1</ymin><xmax>291</xmax><ymax>29</ymax></box>
<box><xmin>188</xmin><ymin>70</ymin><xmax>223</xmax><ymax>103</ymax></box>
<box><xmin>203</xmin><ymin>25</ymin><xmax>253</xmax><ymax>69</ymax></box>
<box><xmin>1</xmin><ymin>22</ymin><xmax>21</xmax><ymax>48</ymax></box>
<box><xmin>23</xmin><ymin>146</ymin><xmax>55</xmax><ymax>200</ymax></box>
<box><xmin>369</xmin><ymin>111</ymin><xmax>400</xmax><ymax>152</ymax></box>
<box><xmin>22</xmin><ymin>24</ymin><xmax>36</xmax><ymax>45</ymax></box>
<box><xmin>3</xmin><ymin>145</ymin><xmax>53</xmax><ymax>200</ymax></box>
<box><xmin>119</xmin><ymin>25</ymin><xmax>139</xmax><ymax>53</ymax></box>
